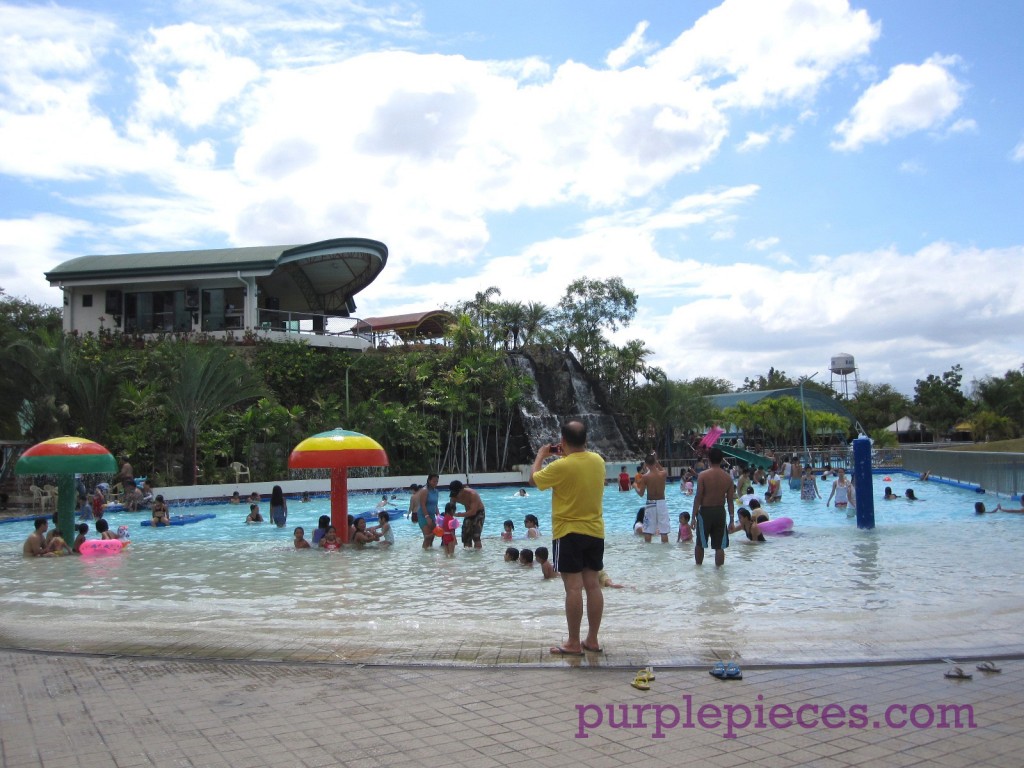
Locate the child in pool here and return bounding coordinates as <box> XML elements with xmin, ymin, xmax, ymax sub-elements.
<box><xmin>248</xmin><ymin>491</ymin><xmax>260</xmax><ymax>504</ymax></box>
<box><xmin>293</xmin><ymin>527</ymin><xmax>311</xmax><ymax>549</ymax></box>
<box><xmin>441</xmin><ymin>502</ymin><xmax>458</xmax><ymax>557</ymax></box>
<box><xmin>230</xmin><ymin>491</ymin><xmax>241</xmax><ymax>504</ymax></box>
<box><xmin>535</xmin><ymin>546</ymin><xmax>556</xmax><ymax>579</ymax></box>
<box><xmin>677</xmin><ymin>512</ymin><xmax>692</xmax><ymax>543</ymax></box>
<box><xmin>504</xmin><ymin>547</ymin><xmax>520</xmax><ymax>562</ymax></box>
<box><xmin>311</xmin><ymin>515</ymin><xmax>330</xmax><ymax>545</ymax></box>
<box><xmin>518</xmin><ymin>548</ymin><xmax>534</xmax><ymax>566</ymax></box>
<box><xmin>501</xmin><ymin>519</ymin><xmax>515</xmax><ymax>541</ymax></box>
<box><xmin>72</xmin><ymin>523</ymin><xmax>89</xmax><ymax>554</ymax></box>
<box><xmin>245</xmin><ymin>503</ymin><xmax>263</xmax><ymax>523</ymax></box>
<box><xmin>633</xmin><ymin>508</ymin><xmax>645</xmax><ymax>535</ymax></box>
<box><xmin>96</xmin><ymin>518</ymin><xmax>116</xmax><ymax>540</ymax></box>
<box><xmin>373</xmin><ymin>511</ymin><xmax>394</xmax><ymax>546</ymax></box>
<box><xmin>320</xmin><ymin>526</ymin><xmax>342</xmax><ymax>550</ymax></box>
<box><xmin>883</xmin><ymin>486</ymin><xmax>899</xmax><ymax>500</ymax></box>
<box><xmin>523</xmin><ymin>514</ymin><xmax>541</xmax><ymax>539</ymax></box>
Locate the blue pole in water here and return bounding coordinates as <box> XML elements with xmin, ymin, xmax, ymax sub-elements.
<box><xmin>851</xmin><ymin>437</ymin><xmax>875</xmax><ymax>530</ymax></box>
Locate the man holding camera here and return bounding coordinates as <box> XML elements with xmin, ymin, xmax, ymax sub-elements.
<box><xmin>530</xmin><ymin>420</ymin><xmax>606</xmax><ymax>655</ymax></box>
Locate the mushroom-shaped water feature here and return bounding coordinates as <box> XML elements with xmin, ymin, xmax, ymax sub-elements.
<box><xmin>288</xmin><ymin>428</ymin><xmax>389</xmax><ymax>543</ymax></box>
<box><xmin>16</xmin><ymin>436</ymin><xmax>117</xmax><ymax>542</ymax></box>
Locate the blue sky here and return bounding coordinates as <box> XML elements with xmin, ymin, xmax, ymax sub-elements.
<box><xmin>2</xmin><ymin>0</ymin><xmax>1023</xmax><ymax>396</ymax></box>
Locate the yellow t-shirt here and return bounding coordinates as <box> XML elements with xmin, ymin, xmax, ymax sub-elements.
<box><xmin>532</xmin><ymin>450</ymin><xmax>605</xmax><ymax>540</ymax></box>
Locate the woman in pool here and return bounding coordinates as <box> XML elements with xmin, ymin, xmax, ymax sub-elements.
<box><xmin>352</xmin><ymin>518</ymin><xmax>378</xmax><ymax>547</ymax></box>
<box><xmin>269</xmin><ymin>485</ymin><xmax>288</xmax><ymax>528</ymax></box>
<box><xmin>800</xmin><ymin>467</ymin><xmax>820</xmax><ymax>501</ymax></box>
<box><xmin>883</xmin><ymin>486</ymin><xmax>899</xmax><ymax>500</ymax></box>
<box><xmin>735</xmin><ymin>508</ymin><xmax>766</xmax><ymax>542</ymax></box>
<box><xmin>245</xmin><ymin>504</ymin><xmax>263</xmax><ymax>523</ymax></box>
<box><xmin>150</xmin><ymin>495</ymin><xmax>171</xmax><ymax>526</ymax></box>
<box><xmin>905</xmin><ymin>489</ymin><xmax>923</xmax><ymax>501</ymax></box>
<box><xmin>826</xmin><ymin>468</ymin><xmax>855</xmax><ymax>509</ymax></box>
<box><xmin>523</xmin><ymin>514</ymin><xmax>541</xmax><ymax>539</ymax></box>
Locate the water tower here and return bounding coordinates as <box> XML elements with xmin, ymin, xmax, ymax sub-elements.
<box><xmin>829</xmin><ymin>353</ymin><xmax>859</xmax><ymax>399</ymax></box>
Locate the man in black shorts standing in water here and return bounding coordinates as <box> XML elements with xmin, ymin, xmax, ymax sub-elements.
<box><xmin>692</xmin><ymin>446</ymin><xmax>735</xmax><ymax>567</ymax></box>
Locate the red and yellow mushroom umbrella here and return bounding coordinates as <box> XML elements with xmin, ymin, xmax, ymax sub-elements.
<box><xmin>16</xmin><ymin>436</ymin><xmax>117</xmax><ymax>542</ymax></box>
<box><xmin>288</xmin><ymin>429</ymin><xmax>389</xmax><ymax>543</ymax></box>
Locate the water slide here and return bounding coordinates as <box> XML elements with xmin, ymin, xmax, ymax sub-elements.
<box><xmin>715</xmin><ymin>443</ymin><xmax>774</xmax><ymax>469</ymax></box>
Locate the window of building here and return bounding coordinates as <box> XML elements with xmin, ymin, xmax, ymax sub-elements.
<box><xmin>82</xmin><ymin>294</ymin><xmax>93</xmax><ymax>308</ymax></box>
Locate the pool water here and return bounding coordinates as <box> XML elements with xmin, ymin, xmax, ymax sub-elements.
<box><xmin>1</xmin><ymin>474</ymin><xmax>1022</xmax><ymax>666</ymax></box>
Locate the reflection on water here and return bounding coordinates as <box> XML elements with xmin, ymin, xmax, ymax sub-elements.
<box><xmin>1</xmin><ymin>479</ymin><xmax>1023</xmax><ymax>663</ymax></box>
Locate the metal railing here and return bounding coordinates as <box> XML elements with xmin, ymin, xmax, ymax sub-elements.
<box><xmin>903</xmin><ymin>448</ymin><xmax>1023</xmax><ymax>497</ymax></box>
<box><xmin>255</xmin><ymin>309</ymin><xmax>373</xmax><ymax>342</ymax></box>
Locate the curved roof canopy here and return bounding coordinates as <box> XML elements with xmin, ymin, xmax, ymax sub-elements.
<box><xmin>353</xmin><ymin>310</ymin><xmax>454</xmax><ymax>341</ymax></box>
<box><xmin>45</xmin><ymin>238</ymin><xmax>388</xmax><ymax>317</ymax></box>
<box><xmin>708</xmin><ymin>387</ymin><xmax>854</xmax><ymax>421</ymax></box>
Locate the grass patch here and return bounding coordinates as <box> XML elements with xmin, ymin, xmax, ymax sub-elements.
<box><xmin>939</xmin><ymin>438</ymin><xmax>1024</xmax><ymax>453</ymax></box>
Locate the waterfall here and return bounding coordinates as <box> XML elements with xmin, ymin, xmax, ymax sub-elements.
<box><xmin>509</xmin><ymin>350</ymin><xmax>637</xmax><ymax>461</ymax></box>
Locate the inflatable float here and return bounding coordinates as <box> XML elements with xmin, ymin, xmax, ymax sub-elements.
<box><xmin>79</xmin><ymin>539</ymin><xmax>129</xmax><ymax>556</ymax></box>
<box><xmin>757</xmin><ymin>517</ymin><xmax>793</xmax><ymax>535</ymax></box>
<box><xmin>355</xmin><ymin>508</ymin><xmax>399</xmax><ymax>522</ymax></box>
<box><xmin>141</xmin><ymin>513</ymin><xmax>216</xmax><ymax>527</ymax></box>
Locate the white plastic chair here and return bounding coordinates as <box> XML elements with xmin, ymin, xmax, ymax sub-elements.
<box><xmin>30</xmin><ymin>485</ymin><xmax>53</xmax><ymax>512</ymax></box>
<box><xmin>230</xmin><ymin>462</ymin><xmax>251</xmax><ymax>483</ymax></box>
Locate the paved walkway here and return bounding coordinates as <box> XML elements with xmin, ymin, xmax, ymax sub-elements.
<box><xmin>1</xmin><ymin>649</ymin><xmax>1020</xmax><ymax>768</ymax></box>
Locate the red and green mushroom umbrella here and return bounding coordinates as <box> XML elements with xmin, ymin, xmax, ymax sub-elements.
<box><xmin>16</xmin><ymin>436</ymin><xmax>117</xmax><ymax>541</ymax></box>
<box><xmin>288</xmin><ymin>428</ymin><xmax>389</xmax><ymax>543</ymax></box>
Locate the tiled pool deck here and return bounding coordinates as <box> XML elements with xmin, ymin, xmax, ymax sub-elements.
<box><xmin>1</xmin><ymin>648</ymin><xmax>1021</xmax><ymax>768</ymax></box>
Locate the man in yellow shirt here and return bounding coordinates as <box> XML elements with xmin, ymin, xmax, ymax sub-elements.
<box><xmin>530</xmin><ymin>420</ymin><xmax>606</xmax><ymax>655</ymax></box>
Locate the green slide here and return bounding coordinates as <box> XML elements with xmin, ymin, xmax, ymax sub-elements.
<box><xmin>715</xmin><ymin>443</ymin><xmax>774</xmax><ymax>470</ymax></box>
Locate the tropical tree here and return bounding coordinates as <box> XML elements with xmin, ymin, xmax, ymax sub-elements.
<box><xmin>739</xmin><ymin>367</ymin><xmax>795</xmax><ymax>392</ymax></box>
<box><xmin>162</xmin><ymin>345</ymin><xmax>267</xmax><ymax>484</ymax></box>
<box><xmin>969</xmin><ymin>410</ymin><xmax>1016</xmax><ymax>442</ymax></box>
<box><xmin>849</xmin><ymin>382</ymin><xmax>913</xmax><ymax>432</ymax></box>
<box><xmin>972</xmin><ymin>366</ymin><xmax>1024</xmax><ymax>435</ymax></box>
<box><xmin>557</xmin><ymin>277</ymin><xmax>637</xmax><ymax>377</ymax></box>
<box><xmin>0</xmin><ymin>290</ymin><xmax>62</xmax><ymax>437</ymax></box>
<box><xmin>913</xmin><ymin>365</ymin><xmax>969</xmax><ymax>436</ymax></box>
<box><xmin>520</xmin><ymin>301</ymin><xmax>551</xmax><ymax>346</ymax></box>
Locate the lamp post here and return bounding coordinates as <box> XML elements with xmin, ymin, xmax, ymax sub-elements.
<box><xmin>800</xmin><ymin>371</ymin><xmax>820</xmax><ymax>463</ymax></box>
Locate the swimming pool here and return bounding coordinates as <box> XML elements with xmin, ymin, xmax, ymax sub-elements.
<box><xmin>1</xmin><ymin>473</ymin><xmax>1022</xmax><ymax>667</ymax></box>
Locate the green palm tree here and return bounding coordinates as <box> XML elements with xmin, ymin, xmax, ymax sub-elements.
<box><xmin>163</xmin><ymin>345</ymin><xmax>267</xmax><ymax>484</ymax></box>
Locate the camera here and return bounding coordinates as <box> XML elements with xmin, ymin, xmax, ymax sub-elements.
<box><xmin>549</xmin><ymin>444</ymin><xmax>562</xmax><ymax>454</ymax></box>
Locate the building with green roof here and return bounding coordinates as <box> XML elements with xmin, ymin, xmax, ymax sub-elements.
<box><xmin>44</xmin><ymin>238</ymin><xmax>388</xmax><ymax>349</ymax></box>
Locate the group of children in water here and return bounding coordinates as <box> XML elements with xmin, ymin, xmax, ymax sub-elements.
<box><xmin>292</xmin><ymin>511</ymin><xmax>395</xmax><ymax>551</ymax></box>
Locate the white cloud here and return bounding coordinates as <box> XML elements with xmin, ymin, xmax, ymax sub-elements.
<box><xmin>132</xmin><ymin>23</ymin><xmax>261</xmax><ymax>129</ymax></box>
<box><xmin>832</xmin><ymin>55</ymin><xmax>966</xmax><ymax>151</ymax></box>
<box><xmin>606</xmin><ymin>21</ymin><xmax>655</xmax><ymax>70</ymax></box>
<box><xmin>737</xmin><ymin>124</ymin><xmax>794</xmax><ymax>152</ymax></box>
<box><xmin>649</xmin><ymin>0</ymin><xmax>879</xmax><ymax>109</ymax></box>
<box><xmin>738</xmin><ymin>132</ymin><xmax>772</xmax><ymax>152</ymax></box>
<box><xmin>1013</xmin><ymin>139</ymin><xmax>1024</xmax><ymax>162</ymax></box>
<box><xmin>946</xmin><ymin>118</ymin><xmax>977</xmax><ymax>135</ymax></box>
<box><xmin>747</xmin><ymin>236</ymin><xmax>780</xmax><ymax>251</ymax></box>
<box><xmin>0</xmin><ymin>215</ymin><xmax>94</xmax><ymax>302</ymax></box>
